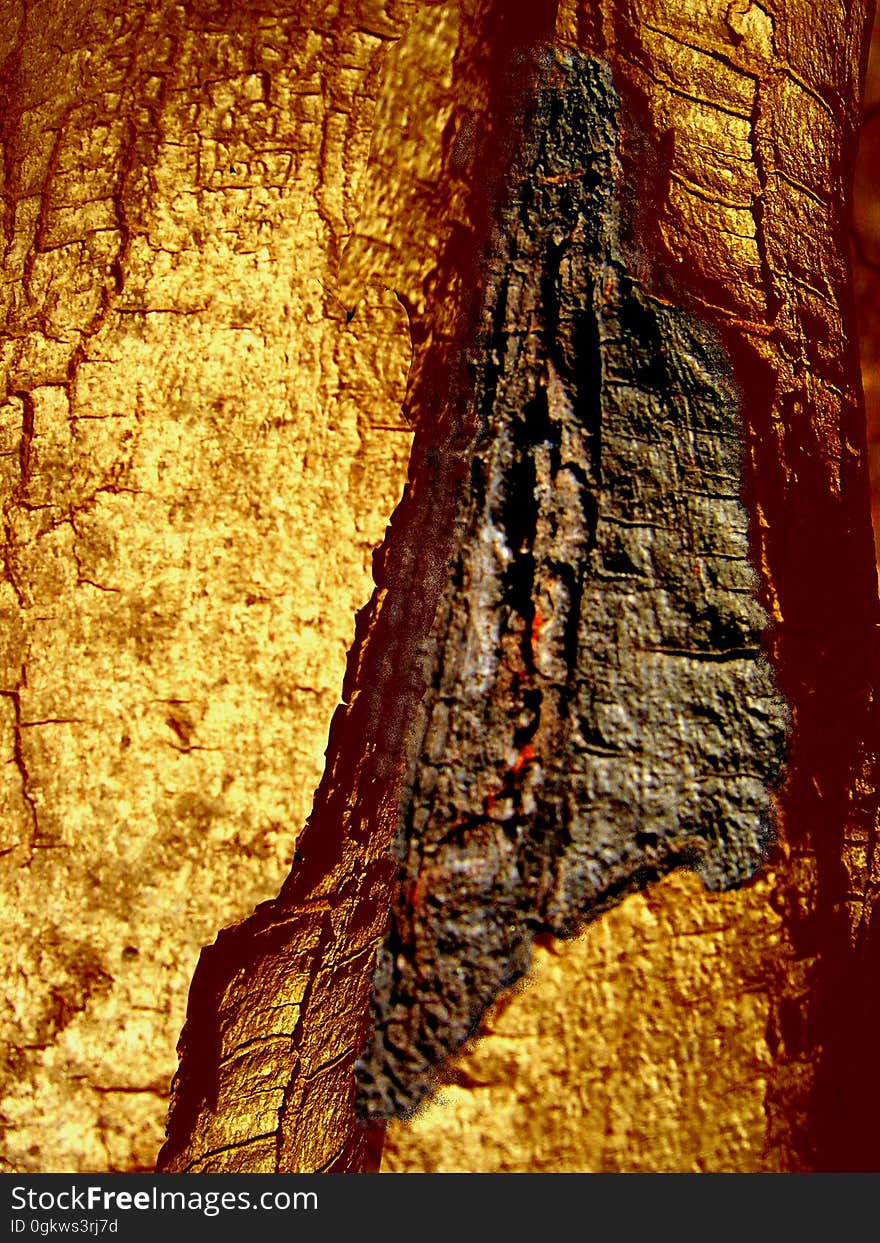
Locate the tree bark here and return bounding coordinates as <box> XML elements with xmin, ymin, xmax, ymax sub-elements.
<box><xmin>0</xmin><ymin>0</ymin><xmax>419</xmax><ymax>1173</ymax></box>
<box><xmin>0</xmin><ymin>0</ymin><xmax>877</xmax><ymax>1174</ymax></box>
<box><xmin>162</xmin><ymin>0</ymin><xmax>880</xmax><ymax>1173</ymax></box>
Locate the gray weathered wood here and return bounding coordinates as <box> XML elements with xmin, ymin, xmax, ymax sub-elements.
<box><xmin>355</xmin><ymin>50</ymin><xmax>789</xmax><ymax>1119</ymax></box>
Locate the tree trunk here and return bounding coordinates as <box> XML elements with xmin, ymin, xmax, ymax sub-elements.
<box><xmin>1</xmin><ymin>0</ymin><xmax>877</xmax><ymax>1174</ymax></box>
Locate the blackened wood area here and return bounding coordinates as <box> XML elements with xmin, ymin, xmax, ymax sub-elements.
<box><xmin>355</xmin><ymin>52</ymin><xmax>788</xmax><ymax>1120</ymax></box>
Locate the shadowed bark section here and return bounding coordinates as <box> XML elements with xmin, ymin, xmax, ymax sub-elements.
<box><xmin>355</xmin><ymin>52</ymin><xmax>787</xmax><ymax>1120</ymax></box>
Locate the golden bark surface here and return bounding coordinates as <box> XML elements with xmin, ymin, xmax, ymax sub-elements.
<box><xmin>1</xmin><ymin>0</ymin><xmax>877</xmax><ymax>1173</ymax></box>
<box><xmin>0</xmin><ymin>0</ymin><xmax>416</xmax><ymax>1172</ymax></box>
<box><xmin>384</xmin><ymin>873</ymin><xmax>785</xmax><ymax>1172</ymax></box>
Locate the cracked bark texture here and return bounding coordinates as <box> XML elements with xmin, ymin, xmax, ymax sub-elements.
<box><xmin>355</xmin><ymin>53</ymin><xmax>787</xmax><ymax>1119</ymax></box>
<box><xmin>0</xmin><ymin>0</ymin><xmax>418</xmax><ymax>1171</ymax></box>
<box><xmin>1</xmin><ymin>0</ymin><xmax>878</xmax><ymax>1176</ymax></box>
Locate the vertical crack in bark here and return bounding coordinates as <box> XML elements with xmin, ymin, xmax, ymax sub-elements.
<box><xmin>0</xmin><ymin>665</ymin><xmax>38</xmax><ymax>862</ymax></box>
<box><xmin>13</xmin><ymin>389</ymin><xmax>35</xmax><ymax>490</ymax></box>
<box><xmin>354</xmin><ymin>51</ymin><xmax>788</xmax><ymax>1120</ymax></box>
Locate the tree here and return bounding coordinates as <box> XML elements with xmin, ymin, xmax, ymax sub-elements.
<box><xmin>1</xmin><ymin>0</ymin><xmax>877</xmax><ymax>1174</ymax></box>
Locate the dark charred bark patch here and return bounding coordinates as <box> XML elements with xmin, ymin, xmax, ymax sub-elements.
<box><xmin>354</xmin><ymin>51</ymin><xmax>789</xmax><ymax>1120</ymax></box>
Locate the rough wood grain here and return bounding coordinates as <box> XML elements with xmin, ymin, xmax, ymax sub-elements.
<box><xmin>0</xmin><ymin>0</ymin><xmax>419</xmax><ymax>1173</ymax></box>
